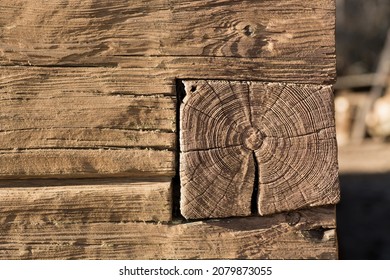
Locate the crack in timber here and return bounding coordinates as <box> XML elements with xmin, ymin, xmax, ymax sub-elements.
<box><xmin>251</xmin><ymin>151</ymin><xmax>260</xmax><ymax>215</ymax></box>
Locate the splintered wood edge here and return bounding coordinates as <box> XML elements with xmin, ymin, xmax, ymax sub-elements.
<box><xmin>0</xmin><ymin>206</ymin><xmax>337</xmax><ymax>260</ymax></box>
<box><xmin>180</xmin><ymin>80</ymin><xmax>340</xmax><ymax>219</ymax></box>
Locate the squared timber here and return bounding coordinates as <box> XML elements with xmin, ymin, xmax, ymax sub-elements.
<box><xmin>0</xmin><ymin>68</ymin><xmax>175</xmax><ymax>179</ymax></box>
<box><xmin>0</xmin><ymin>0</ymin><xmax>336</xmax><ymax>84</ymax></box>
<box><xmin>180</xmin><ymin>80</ymin><xmax>340</xmax><ymax>219</ymax></box>
<box><xmin>0</xmin><ymin>178</ymin><xmax>172</xmax><ymax>223</ymax></box>
<box><xmin>0</xmin><ymin>206</ymin><xmax>337</xmax><ymax>260</ymax></box>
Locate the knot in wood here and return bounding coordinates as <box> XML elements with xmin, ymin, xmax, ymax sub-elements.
<box><xmin>243</xmin><ymin>127</ymin><xmax>263</xmax><ymax>150</ymax></box>
<box><xmin>243</xmin><ymin>25</ymin><xmax>254</xmax><ymax>36</ymax></box>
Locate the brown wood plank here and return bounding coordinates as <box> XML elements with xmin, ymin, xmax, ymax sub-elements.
<box><xmin>180</xmin><ymin>80</ymin><xmax>340</xmax><ymax>219</ymax></box>
<box><xmin>0</xmin><ymin>178</ymin><xmax>172</xmax><ymax>223</ymax></box>
<box><xmin>118</xmin><ymin>56</ymin><xmax>336</xmax><ymax>84</ymax></box>
<box><xmin>0</xmin><ymin>67</ymin><xmax>176</xmax><ymax>134</ymax></box>
<box><xmin>0</xmin><ymin>149</ymin><xmax>174</xmax><ymax>178</ymax></box>
<box><xmin>0</xmin><ymin>67</ymin><xmax>176</xmax><ymax>178</ymax></box>
<box><xmin>0</xmin><ymin>67</ymin><xmax>174</xmax><ymax>96</ymax></box>
<box><xmin>1</xmin><ymin>128</ymin><xmax>174</xmax><ymax>150</ymax></box>
<box><xmin>0</xmin><ymin>0</ymin><xmax>336</xmax><ymax>84</ymax></box>
<box><xmin>0</xmin><ymin>67</ymin><xmax>175</xmax><ymax>149</ymax></box>
<box><xmin>0</xmin><ymin>206</ymin><xmax>337</xmax><ymax>260</ymax></box>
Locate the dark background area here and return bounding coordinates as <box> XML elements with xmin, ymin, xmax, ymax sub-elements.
<box><xmin>336</xmin><ymin>0</ymin><xmax>390</xmax><ymax>76</ymax></box>
<box><xmin>338</xmin><ymin>173</ymin><xmax>390</xmax><ymax>259</ymax></box>
<box><xmin>335</xmin><ymin>0</ymin><xmax>390</xmax><ymax>259</ymax></box>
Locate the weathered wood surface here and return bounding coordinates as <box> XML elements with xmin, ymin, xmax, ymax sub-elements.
<box><xmin>0</xmin><ymin>67</ymin><xmax>175</xmax><ymax>96</ymax></box>
<box><xmin>180</xmin><ymin>80</ymin><xmax>340</xmax><ymax>218</ymax></box>
<box><xmin>0</xmin><ymin>0</ymin><xmax>339</xmax><ymax>260</ymax></box>
<box><xmin>0</xmin><ymin>67</ymin><xmax>175</xmax><ymax>178</ymax></box>
<box><xmin>0</xmin><ymin>178</ymin><xmax>172</xmax><ymax>223</ymax></box>
<box><xmin>0</xmin><ymin>206</ymin><xmax>337</xmax><ymax>260</ymax></box>
<box><xmin>0</xmin><ymin>149</ymin><xmax>174</xmax><ymax>179</ymax></box>
<box><xmin>0</xmin><ymin>0</ymin><xmax>336</xmax><ymax>84</ymax></box>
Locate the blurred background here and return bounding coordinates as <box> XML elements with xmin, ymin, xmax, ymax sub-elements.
<box><xmin>335</xmin><ymin>0</ymin><xmax>390</xmax><ymax>259</ymax></box>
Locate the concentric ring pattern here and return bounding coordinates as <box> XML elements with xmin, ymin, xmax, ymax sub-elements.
<box><xmin>180</xmin><ymin>80</ymin><xmax>340</xmax><ymax>219</ymax></box>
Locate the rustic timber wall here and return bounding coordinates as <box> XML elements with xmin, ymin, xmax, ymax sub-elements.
<box><xmin>0</xmin><ymin>0</ymin><xmax>339</xmax><ymax>259</ymax></box>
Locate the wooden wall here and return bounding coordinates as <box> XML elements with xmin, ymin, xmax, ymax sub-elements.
<box><xmin>0</xmin><ymin>0</ymin><xmax>338</xmax><ymax>259</ymax></box>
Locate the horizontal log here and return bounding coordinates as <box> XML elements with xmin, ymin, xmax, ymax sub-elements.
<box><xmin>0</xmin><ymin>0</ymin><xmax>336</xmax><ymax>83</ymax></box>
<box><xmin>0</xmin><ymin>129</ymin><xmax>175</xmax><ymax>150</ymax></box>
<box><xmin>0</xmin><ymin>206</ymin><xmax>337</xmax><ymax>259</ymax></box>
<box><xmin>0</xmin><ymin>67</ymin><xmax>174</xmax><ymax>96</ymax></box>
<box><xmin>0</xmin><ymin>69</ymin><xmax>175</xmax><ymax>129</ymax></box>
<box><xmin>0</xmin><ymin>149</ymin><xmax>175</xmax><ymax>178</ymax></box>
<box><xmin>119</xmin><ymin>56</ymin><xmax>336</xmax><ymax>84</ymax></box>
<box><xmin>1</xmin><ymin>94</ymin><xmax>174</xmax><ymax>132</ymax></box>
<box><xmin>0</xmin><ymin>67</ymin><xmax>176</xmax><ymax>178</ymax></box>
<box><xmin>0</xmin><ymin>67</ymin><xmax>176</xmax><ymax>150</ymax></box>
<box><xmin>0</xmin><ymin>178</ymin><xmax>172</xmax><ymax>223</ymax></box>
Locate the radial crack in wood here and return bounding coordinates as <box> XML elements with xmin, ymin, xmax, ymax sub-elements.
<box><xmin>180</xmin><ymin>80</ymin><xmax>340</xmax><ymax>219</ymax></box>
<box><xmin>180</xmin><ymin>147</ymin><xmax>254</xmax><ymax>218</ymax></box>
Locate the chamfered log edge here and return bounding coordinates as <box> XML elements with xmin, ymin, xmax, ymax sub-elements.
<box><xmin>180</xmin><ymin>80</ymin><xmax>340</xmax><ymax>219</ymax></box>
<box><xmin>0</xmin><ymin>178</ymin><xmax>172</xmax><ymax>223</ymax></box>
<box><xmin>0</xmin><ymin>206</ymin><xmax>337</xmax><ymax>260</ymax></box>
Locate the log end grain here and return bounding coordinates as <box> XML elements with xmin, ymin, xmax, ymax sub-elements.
<box><xmin>180</xmin><ymin>80</ymin><xmax>340</xmax><ymax>219</ymax></box>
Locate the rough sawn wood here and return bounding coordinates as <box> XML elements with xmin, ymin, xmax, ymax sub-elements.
<box><xmin>0</xmin><ymin>178</ymin><xmax>172</xmax><ymax>223</ymax></box>
<box><xmin>0</xmin><ymin>0</ymin><xmax>339</xmax><ymax>260</ymax></box>
<box><xmin>0</xmin><ymin>206</ymin><xmax>337</xmax><ymax>260</ymax></box>
<box><xmin>0</xmin><ymin>0</ymin><xmax>336</xmax><ymax>84</ymax></box>
<box><xmin>180</xmin><ymin>80</ymin><xmax>340</xmax><ymax>219</ymax></box>
<box><xmin>0</xmin><ymin>67</ymin><xmax>175</xmax><ymax>178</ymax></box>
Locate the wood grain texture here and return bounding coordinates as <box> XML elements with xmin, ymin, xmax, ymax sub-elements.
<box><xmin>0</xmin><ymin>149</ymin><xmax>174</xmax><ymax>179</ymax></box>
<box><xmin>0</xmin><ymin>206</ymin><xmax>337</xmax><ymax>260</ymax></box>
<box><xmin>0</xmin><ymin>0</ymin><xmax>338</xmax><ymax>261</ymax></box>
<box><xmin>0</xmin><ymin>178</ymin><xmax>172</xmax><ymax>223</ymax></box>
<box><xmin>180</xmin><ymin>80</ymin><xmax>340</xmax><ymax>219</ymax></box>
<box><xmin>0</xmin><ymin>67</ymin><xmax>175</xmax><ymax>178</ymax></box>
<box><xmin>0</xmin><ymin>0</ymin><xmax>336</xmax><ymax>84</ymax></box>
<box><xmin>0</xmin><ymin>67</ymin><xmax>175</xmax><ymax>96</ymax></box>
